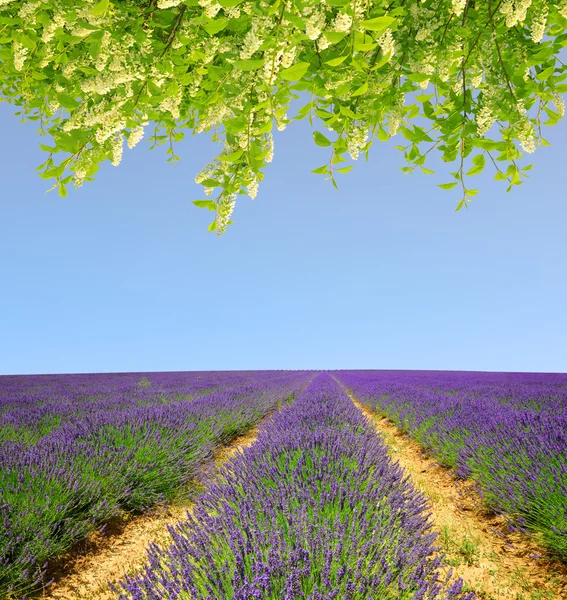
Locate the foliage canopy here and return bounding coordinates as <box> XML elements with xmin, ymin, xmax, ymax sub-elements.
<box><xmin>1</xmin><ymin>0</ymin><xmax>566</xmax><ymax>233</ymax></box>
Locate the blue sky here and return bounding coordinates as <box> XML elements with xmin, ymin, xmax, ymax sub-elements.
<box><xmin>1</xmin><ymin>93</ymin><xmax>566</xmax><ymax>375</ymax></box>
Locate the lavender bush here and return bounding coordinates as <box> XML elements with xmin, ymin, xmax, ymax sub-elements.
<box><xmin>115</xmin><ymin>374</ymin><xmax>473</xmax><ymax>600</ymax></box>
<box><xmin>0</xmin><ymin>370</ymin><xmax>312</xmax><ymax>598</ymax></box>
<box><xmin>335</xmin><ymin>370</ymin><xmax>567</xmax><ymax>561</ymax></box>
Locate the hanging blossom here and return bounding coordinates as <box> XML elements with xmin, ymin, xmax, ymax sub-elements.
<box><xmin>378</xmin><ymin>29</ymin><xmax>395</xmax><ymax>59</ymax></box>
<box><xmin>531</xmin><ymin>3</ymin><xmax>549</xmax><ymax>42</ymax></box>
<box><xmin>451</xmin><ymin>0</ymin><xmax>468</xmax><ymax>16</ymax></box>
<box><xmin>305</xmin><ymin>10</ymin><xmax>326</xmax><ymax>40</ymax></box>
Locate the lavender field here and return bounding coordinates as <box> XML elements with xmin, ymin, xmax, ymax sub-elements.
<box><xmin>0</xmin><ymin>369</ymin><xmax>566</xmax><ymax>599</ymax></box>
<box><xmin>336</xmin><ymin>370</ymin><xmax>567</xmax><ymax>561</ymax></box>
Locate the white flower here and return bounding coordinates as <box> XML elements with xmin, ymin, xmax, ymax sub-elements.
<box><xmin>247</xmin><ymin>177</ymin><xmax>259</xmax><ymax>199</ymax></box>
<box><xmin>552</xmin><ymin>93</ymin><xmax>565</xmax><ymax>117</ymax></box>
<box><xmin>305</xmin><ymin>10</ymin><xmax>326</xmax><ymax>40</ymax></box>
<box><xmin>378</xmin><ymin>29</ymin><xmax>395</xmax><ymax>59</ymax></box>
<box><xmin>157</xmin><ymin>0</ymin><xmax>184</xmax><ymax>7</ymax></box>
<box><xmin>128</xmin><ymin>126</ymin><xmax>145</xmax><ymax>149</ymax></box>
<box><xmin>13</xmin><ymin>41</ymin><xmax>28</xmax><ymax>71</ymax></box>
<box><xmin>332</xmin><ymin>12</ymin><xmax>352</xmax><ymax>33</ymax></box>
<box><xmin>451</xmin><ymin>0</ymin><xmax>467</xmax><ymax>17</ymax></box>
<box><xmin>530</xmin><ymin>5</ymin><xmax>548</xmax><ymax>43</ymax></box>
<box><xmin>111</xmin><ymin>135</ymin><xmax>124</xmax><ymax>166</ymax></box>
<box><xmin>476</xmin><ymin>105</ymin><xmax>495</xmax><ymax>135</ymax></box>
<box><xmin>347</xmin><ymin>126</ymin><xmax>368</xmax><ymax>160</ymax></box>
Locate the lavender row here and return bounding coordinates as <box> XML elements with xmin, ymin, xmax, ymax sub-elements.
<box><xmin>115</xmin><ymin>374</ymin><xmax>473</xmax><ymax>600</ymax></box>
<box><xmin>335</xmin><ymin>370</ymin><xmax>567</xmax><ymax>561</ymax></box>
<box><xmin>0</xmin><ymin>371</ymin><xmax>287</xmax><ymax>444</ymax></box>
<box><xmin>0</xmin><ymin>371</ymin><xmax>313</xmax><ymax>598</ymax></box>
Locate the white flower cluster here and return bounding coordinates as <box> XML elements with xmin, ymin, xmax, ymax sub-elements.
<box><xmin>331</xmin><ymin>12</ymin><xmax>352</xmax><ymax>33</ymax></box>
<box><xmin>128</xmin><ymin>126</ymin><xmax>145</xmax><ymax>149</ymax></box>
<box><xmin>378</xmin><ymin>29</ymin><xmax>395</xmax><ymax>59</ymax></box>
<box><xmin>558</xmin><ymin>0</ymin><xmax>567</xmax><ymax>18</ymax></box>
<box><xmin>347</xmin><ymin>126</ymin><xmax>369</xmax><ymax>160</ymax></box>
<box><xmin>198</xmin><ymin>0</ymin><xmax>222</xmax><ymax>19</ymax></box>
<box><xmin>305</xmin><ymin>10</ymin><xmax>326</xmax><ymax>40</ymax></box>
<box><xmin>552</xmin><ymin>93</ymin><xmax>565</xmax><ymax>117</ymax></box>
<box><xmin>517</xmin><ymin>118</ymin><xmax>536</xmax><ymax>153</ymax></box>
<box><xmin>262</xmin><ymin>48</ymin><xmax>283</xmax><ymax>85</ymax></box>
<box><xmin>240</xmin><ymin>22</ymin><xmax>263</xmax><ymax>60</ymax></box>
<box><xmin>500</xmin><ymin>0</ymin><xmax>533</xmax><ymax>27</ymax></box>
<box><xmin>13</xmin><ymin>40</ymin><xmax>28</xmax><ymax>71</ymax></box>
<box><xmin>18</xmin><ymin>2</ymin><xmax>38</xmax><ymax>19</ymax></box>
<box><xmin>157</xmin><ymin>0</ymin><xmax>184</xmax><ymax>8</ymax></box>
<box><xmin>246</xmin><ymin>174</ymin><xmax>259</xmax><ymax>199</ymax></box>
<box><xmin>196</xmin><ymin>101</ymin><xmax>233</xmax><ymax>133</ymax></box>
<box><xmin>111</xmin><ymin>135</ymin><xmax>123</xmax><ymax>166</ymax></box>
<box><xmin>451</xmin><ymin>0</ymin><xmax>467</xmax><ymax>17</ymax></box>
<box><xmin>159</xmin><ymin>90</ymin><xmax>182</xmax><ymax>120</ymax></box>
<box><xmin>530</xmin><ymin>3</ymin><xmax>548</xmax><ymax>43</ymax></box>
<box><xmin>471</xmin><ymin>73</ymin><xmax>483</xmax><ymax>88</ymax></box>
<box><xmin>216</xmin><ymin>193</ymin><xmax>237</xmax><ymax>231</ymax></box>
<box><xmin>476</xmin><ymin>105</ymin><xmax>496</xmax><ymax>135</ymax></box>
<box><xmin>264</xmin><ymin>133</ymin><xmax>274</xmax><ymax>163</ymax></box>
<box><xmin>80</xmin><ymin>69</ymin><xmax>138</xmax><ymax>95</ymax></box>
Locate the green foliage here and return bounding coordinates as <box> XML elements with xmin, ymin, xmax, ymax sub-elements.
<box><xmin>1</xmin><ymin>0</ymin><xmax>566</xmax><ymax>233</ymax></box>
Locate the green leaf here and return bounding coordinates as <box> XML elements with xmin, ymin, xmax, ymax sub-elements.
<box><xmin>455</xmin><ymin>200</ymin><xmax>465</xmax><ymax>212</ymax></box>
<box><xmin>313</xmin><ymin>131</ymin><xmax>332</xmax><ymax>147</ymax></box>
<box><xmin>351</xmin><ymin>81</ymin><xmax>368</xmax><ymax>97</ymax></box>
<box><xmin>537</xmin><ymin>66</ymin><xmax>555</xmax><ymax>81</ymax></box>
<box><xmin>311</xmin><ymin>165</ymin><xmax>328</xmax><ymax>175</ymax></box>
<box><xmin>377</xmin><ymin>127</ymin><xmax>389</xmax><ymax>142</ymax></box>
<box><xmin>218</xmin><ymin>150</ymin><xmax>244</xmax><ymax>163</ymax></box>
<box><xmin>336</xmin><ymin>165</ymin><xmax>353</xmax><ymax>173</ymax></box>
<box><xmin>201</xmin><ymin>178</ymin><xmax>222</xmax><ymax>188</ymax></box>
<box><xmin>58</xmin><ymin>181</ymin><xmax>68</xmax><ymax>197</ymax></box>
<box><xmin>359</xmin><ymin>16</ymin><xmax>396</xmax><ymax>32</ymax></box>
<box><xmin>438</xmin><ymin>182</ymin><xmax>458</xmax><ymax>190</ymax></box>
<box><xmin>57</xmin><ymin>94</ymin><xmax>80</xmax><ymax>109</ymax></box>
<box><xmin>467</xmin><ymin>189</ymin><xmax>478</xmax><ymax>196</ymax></box>
<box><xmin>193</xmin><ymin>200</ymin><xmax>217</xmax><ymax>210</ymax></box>
<box><xmin>208</xmin><ymin>220</ymin><xmax>218</xmax><ymax>231</ymax></box>
<box><xmin>224</xmin><ymin>117</ymin><xmax>248</xmax><ymax>134</ymax></box>
<box><xmin>339</xmin><ymin>105</ymin><xmax>357</xmax><ymax>119</ymax></box>
<box><xmin>233</xmin><ymin>59</ymin><xmax>264</xmax><ymax>71</ymax></box>
<box><xmin>90</xmin><ymin>0</ymin><xmax>110</xmax><ymax>16</ymax></box>
<box><xmin>406</xmin><ymin>73</ymin><xmax>430</xmax><ymax>83</ymax></box>
<box><xmin>354</xmin><ymin>41</ymin><xmax>378</xmax><ymax>51</ymax></box>
<box><xmin>466</xmin><ymin>153</ymin><xmax>485</xmax><ymax>176</ymax></box>
<box><xmin>323</xmin><ymin>31</ymin><xmax>347</xmax><ymax>44</ymax></box>
<box><xmin>325</xmin><ymin>55</ymin><xmax>349</xmax><ymax>67</ymax></box>
<box><xmin>218</xmin><ymin>0</ymin><xmax>244</xmax><ymax>6</ymax></box>
<box><xmin>279</xmin><ymin>61</ymin><xmax>310</xmax><ymax>81</ymax></box>
<box><xmin>420</xmin><ymin>167</ymin><xmax>435</xmax><ymax>175</ymax></box>
<box><xmin>414</xmin><ymin>94</ymin><xmax>434</xmax><ymax>103</ymax></box>
<box><xmin>202</xmin><ymin>18</ymin><xmax>228</xmax><ymax>35</ymax></box>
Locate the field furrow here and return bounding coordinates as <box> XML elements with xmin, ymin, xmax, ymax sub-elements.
<box><xmin>334</xmin><ymin>370</ymin><xmax>567</xmax><ymax>597</ymax></box>
<box><xmin>348</xmin><ymin>391</ymin><xmax>567</xmax><ymax>599</ymax></box>
<box><xmin>0</xmin><ymin>371</ymin><xmax>313</xmax><ymax>599</ymax></box>
<box><xmin>40</xmin><ymin>421</ymin><xmax>266</xmax><ymax>600</ymax></box>
<box><xmin>114</xmin><ymin>373</ymin><xmax>473</xmax><ymax>600</ymax></box>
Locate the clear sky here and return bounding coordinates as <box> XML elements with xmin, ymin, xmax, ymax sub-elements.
<box><xmin>1</xmin><ymin>92</ymin><xmax>566</xmax><ymax>375</ymax></box>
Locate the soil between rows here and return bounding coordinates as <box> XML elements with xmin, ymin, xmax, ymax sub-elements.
<box><xmin>350</xmin><ymin>396</ymin><xmax>567</xmax><ymax>600</ymax></box>
<box><xmin>38</xmin><ymin>425</ymin><xmax>262</xmax><ymax>600</ymax></box>
<box><xmin>37</xmin><ymin>393</ymin><xmax>567</xmax><ymax>600</ymax></box>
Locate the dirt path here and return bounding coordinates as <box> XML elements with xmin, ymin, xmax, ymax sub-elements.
<box><xmin>39</xmin><ymin>426</ymin><xmax>262</xmax><ymax>600</ymax></box>
<box><xmin>349</xmin><ymin>395</ymin><xmax>567</xmax><ymax>600</ymax></box>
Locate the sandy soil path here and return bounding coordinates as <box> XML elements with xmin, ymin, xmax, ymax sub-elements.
<box><xmin>349</xmin><ymin>394</ymin><xmax>567</xmax><ymax>600</ymax></box>
<box><xmin>39</xmin><ymin>426</ymin><xmax>261</xmax><ymax>600</ymax></box>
